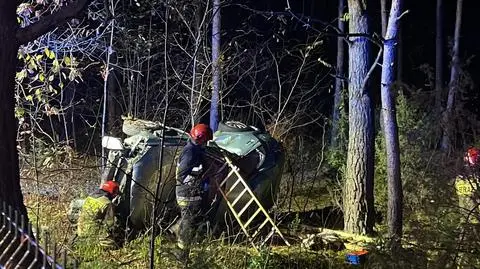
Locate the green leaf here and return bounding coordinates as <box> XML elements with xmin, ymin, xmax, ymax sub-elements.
<box><xmin>15</xmin><ymin>107</ymin><xmax>25</xmax><ymax>118</ymax></box>
<box><xmin>16</xmin><ymin>70</ymin><xmax>27</xmax><ymax>81</ymax></box>
<box><xmin>52</xmin><ymin>59</ymin><xmax>60</xmax><ymax>73</ymax></box>
<box><xmin>25</xmin><ymin>95</ymin><xmax>33</xmax><ymax>102</ymax></box>
<box><xmin>45</xmin><ymin>48</ymin><xmax>55</xmax><ymax>59</ymax></box>
<box><xmin>28</xmin><ymin>58</ymin><xmax>37</xmax><ymax>70</ymax></box>
<box><xmin>68</xmin><ymin>69</ymin><xmax>77</xmax><ymax>81</ymax></box>
<box><xmin>39</xmin><ymin>73</ymin><xmax>45</xmax><ymax>82</ymax></box>
<box><xmin>64</xmin><ymin>56</ymin><xmax>71</xmax><ymax>66</ymax></box>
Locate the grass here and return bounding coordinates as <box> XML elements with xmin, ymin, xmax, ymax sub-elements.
<box><xmin>20</xmin><ymin>155</ymin><xmax>354</xmax><ymax>268</ymax></box>
<box><xmin>18</xmin><ymin>153</ymin><xmax>480</xmax><ymax>268</ymax></box>
<box><xmin>22</xmin><ymin>190</ymin><xmax>354</xmax><ymax>269</ymax></box>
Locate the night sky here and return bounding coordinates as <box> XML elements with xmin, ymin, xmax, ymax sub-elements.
<box><xmin>224</xmin><ymin>0</ymin><xmax>480</xmax><ymax>115</ymax></box>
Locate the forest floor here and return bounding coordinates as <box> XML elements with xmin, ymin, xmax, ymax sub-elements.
<box><xmin>18</xmin><ymin>154</ymin><xmax>477</xmax><ymax>268</ymax></box>
<box><xmin>18</xmin><ymin>155</ymin><xmax>364</xmax><ymax>268</ymax></box>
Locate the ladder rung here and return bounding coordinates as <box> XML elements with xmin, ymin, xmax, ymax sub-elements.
<box><xmin>238</xmin><ymin>198</ymin><xmax>255</xmax><ymax>217</ymax></box>
<box><xmin>219</xmin><ymin>169</ymin><xmax>235</xmax><ymax>187</ymax></box>
<box><xmin>225</xmin><ymin>179</ymin><xmax>242</xmax><ymax>196</ymax></box>
<box><xmin>260</xmin><ymin>228</ymin><xmax>276</xmax><ymax>246</ymax></box>
<box><xmin>231</xmin><ymin>188</ymin><xmax>249</xmax><ymax>206</ymax></box>
<box><xmin>244</xmin><ymin>208</ymin><xmax>262</xmax><ymax>228</ymax></box>
<box><xmin>219</xmin><ymin>155</ymin><xmax>291</xmax><ymax>249</ymax></box>
<box><xmin>251</xmin><ymin>219</ymin><xmax>270</xmax><ymax>239</ymax></box>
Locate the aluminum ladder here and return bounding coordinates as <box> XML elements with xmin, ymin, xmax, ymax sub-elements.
<box><xmin>217</xmin><ymin>156</ymin><xmax>290</xmax><ymax>249</ymax></box>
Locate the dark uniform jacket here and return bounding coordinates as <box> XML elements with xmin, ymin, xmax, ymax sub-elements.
<box><xmin>176</xmin><ymin>139</ymin><xmax>206</xmax><ymax>204</ymax></box>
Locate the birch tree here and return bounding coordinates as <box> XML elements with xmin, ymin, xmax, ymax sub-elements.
<box><xmin>210</xmin><ymin>0</ymin><xmax>221</xmax><ymax>131</ymax></box>
<box><xmin>380</xmin><ymin>0</ymin><xmax>403</xmax><ymax>243</ymax></box>
<box><xmin>441</xmin><ymin>0</ymin><xmax>463</xmax><ymax>152</ymax></box>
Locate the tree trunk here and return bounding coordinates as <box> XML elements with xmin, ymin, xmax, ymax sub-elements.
<box><xmin>380</xmin><ymin>0</ymin><xmax>389</xmax><ymax>37</ymax></box>
<box><xmin>190</xmin><ymin>2</ymin><xmax>204</xmax><ymax>126</ymax></box>
<box><xmin>60</xmin><ymin>81</ymin><xmax>75</xmax><ymax>145</ymax></box>
<box><xmin>344</xmin><ymin>0</ymin><xmax>375</xmax><ymax>235</ymax></box>
<box><xmin>396</xmin><ymin>22</ymin><xmax>403</xmax><ymax>82</ymax></box>
<box><xmin>0</xmin><ymin>2</ymin><xmax>26</xmax><ymax>215</ymax></box>
<box><xmin>380</xmin><ymin>0</ymin><xmax>403</xmax><ymax>243</ymax></box>
<box><xmin>435</xmin><ymin>0</ymin><xmax>444</xmax><ymax>116</ymax></box>
<box><xmin>107</xmin><ymin>63</ymin><xmax>121</xmax><ymax>135</ymax></box>
<box><xmin>331</xmin><ymin>0</ymin><xmax>347</xmax><ymax>148</ymax></box>
<box><xmin>210</xmin><ymin>0</ymin><xmax>221</xmax><ymax>131</ymax></box>
<box><xmin>104</xmin><ymin>0</ymin><xmax>119</xmax><ymax>135</ymax></box>
<box><xmin>441</xmin><ymin>0</ymin><xmax>463</xmax><ymax>152</ymax></box>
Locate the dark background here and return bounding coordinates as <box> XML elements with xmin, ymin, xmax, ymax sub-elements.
<box><xmin>223</xmin><ymin>0</ymin><xmax>480</xmax><ymax>117</ymax></box>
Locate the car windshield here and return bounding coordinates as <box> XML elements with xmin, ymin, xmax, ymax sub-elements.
<box><xmin>212</xmin><ymin>131</ymin><xmax>262</xmax><ymax>156</ymax></box>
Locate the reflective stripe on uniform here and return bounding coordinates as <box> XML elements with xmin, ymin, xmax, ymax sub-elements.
<box><xmin>191</xmin><ymin>164</ymin><xmax>203</xmax><ymax>176</ymax></box>
<box><xmin>177</xmin><ymin>196</ymin><xmax>202</xmax><ymax>202</ymax></box>
<box><xmin>177</xmin><ymin>196</ymin><xmax>202</xmax><ymax>207</ymax></box>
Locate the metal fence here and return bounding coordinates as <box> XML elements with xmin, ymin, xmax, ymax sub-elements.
<box><xmin>0</xmin><ymin>201</ymin><xmax>76</xmax><ymax>269</ymax></box>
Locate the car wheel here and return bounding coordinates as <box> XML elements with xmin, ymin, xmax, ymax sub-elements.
<box><xmin>218</xmin><ymin>121</ymin><xmax>252</xmax><ymax>132</ymax></box>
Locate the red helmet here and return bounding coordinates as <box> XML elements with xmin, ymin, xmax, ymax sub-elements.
<box><xmin>465</xmin><ymin>147</ymin><xmax>480</xmax><ymax>166</ymax></box>
<box><xmin>100</xmin><ymin>180</ymin><xmax>119</xmax><ymax>196</ymax></box>
<box><xmin>190</xmin><ymin>123</ymin><xmax>212</xmax><ymax>145</ymax></box>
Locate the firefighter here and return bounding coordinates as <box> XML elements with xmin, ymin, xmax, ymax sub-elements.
<box><xmin>456</xmin><ymin>147</ymin><xmax>480</xmax><ymax>223</ymax></box>
<box><xmin>174</xmin><ymin>123</ymin><xmax>213</xmax><ymax>260</ymax></box>
<box><xmin>76</xmin><ymin>180</ymin><xmax>120</xmax><ymax>248</ymax></box>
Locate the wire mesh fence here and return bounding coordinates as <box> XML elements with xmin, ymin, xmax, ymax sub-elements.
<box><xmin>0</xmin><ymin>200</ymin><xmax>76</xmax><ymax>269</ymax></box>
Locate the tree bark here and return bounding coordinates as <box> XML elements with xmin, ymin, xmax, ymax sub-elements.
<box><xmin>396</xmin><ymin>22</ymin><xmax>403</xmax><ymax>82</ymax></box>
<box><xmin>344</xmin><ymin>0</ymin><xmax>375</xmax><ymax>235</ymax></box>
<box><xmin>0</xmin><ymin>1</ymin><xmax>25</xmax><ymax>215</ymax></box>
<box><xmin>435</xmin><ymin>0</ymin><xmax>444</xmax><ymax>116</ymax></box>
<box><xmin>441</xmin><ymin>0</ymin><xmax>463</xmax><ymax>152</ymax></box>
<box><xmin>331</xmin><ymin>0</ymin><xmax>347</xmax><ymax>148</ymax></box>
<box><xmin>380</xmin><ymin>0</ymin><xmax>389</xmax><ymax>37</ymax></box>
<box><xmin>16</xmin><ymin>0</ymin><xmax>91</xmax><ymax>44</ymax></box>
<box><xmin>210</xmin><ymin>0</ymin><xmax>221</xmax><ymax>131</ymax></box>
<box><xmin>380</xmin><ymin>0</ymin><xmax>403</xmax><ymax>243</ymax></box>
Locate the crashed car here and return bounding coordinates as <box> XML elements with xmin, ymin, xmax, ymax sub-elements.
<box><xmin>97</xmin><ymin>119</ymin><xmax>285</xmax><ymax>233</ymax></box>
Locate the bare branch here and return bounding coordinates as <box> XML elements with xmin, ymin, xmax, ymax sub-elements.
<box><xmin>16</xmin><ymin>0</ymin><xmax>92</xmax><ymax>45</ymax></box>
